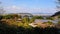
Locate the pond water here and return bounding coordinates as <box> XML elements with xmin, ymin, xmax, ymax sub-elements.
<box><xmin>34</xmin><ymin>19</ymin><xmax>59</xmax><ymax>24</ymax></box>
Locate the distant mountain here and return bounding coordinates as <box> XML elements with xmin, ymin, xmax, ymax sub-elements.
<box><xmin>51</xmin><ymin>11</ymin><xmax>60</xmax><ymax>17</ymax></box>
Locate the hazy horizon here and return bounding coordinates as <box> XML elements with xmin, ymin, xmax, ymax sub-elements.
<box><xmin>0</xmin><ymin>0</ymin><xmax>58</xmax><ymax>14</ymax></box>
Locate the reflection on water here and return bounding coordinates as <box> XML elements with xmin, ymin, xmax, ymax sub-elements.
<box><xmin>34</xmin><ymin>19</ymin><xmax>58</xmax><ymax>23</ymax></box>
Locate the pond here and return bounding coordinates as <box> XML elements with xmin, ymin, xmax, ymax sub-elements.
<box><xmin>34</xmin><ymin>19</ymin><xmax>59</xmax><ymax>24</ymax></box>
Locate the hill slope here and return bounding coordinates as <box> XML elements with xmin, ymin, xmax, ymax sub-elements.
<box><xmin>51</xmin><ymin>11</ymin><xmax>60</xmax><ymax>17</ymax></box>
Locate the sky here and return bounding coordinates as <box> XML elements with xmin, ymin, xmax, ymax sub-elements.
<box><xmin>0</xmin><ymin>0</ymin><xmax>57</xmax><ymax>14</ymax></box>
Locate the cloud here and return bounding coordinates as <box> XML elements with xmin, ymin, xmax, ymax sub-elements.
<box><xmin>4</xmin><ymin>5</ymin><xmax>57</xmax><ymax>14</ymax></box>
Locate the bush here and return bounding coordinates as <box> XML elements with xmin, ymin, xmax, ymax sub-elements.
<box><xmin>0</xmin><ymin>15</ymin><xmax>3</xmax><ymax>20</ymax></box>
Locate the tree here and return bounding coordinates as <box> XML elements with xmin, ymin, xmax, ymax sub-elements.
<box><xmin>18</xmin><ymin>15</ymin><xmax>22</xmax><ymax>18</ymax></box>
<box><xmin>0</xmin><ymin>15</ymin><xmax>3</xmax><ymax>20</ymax></box>
<box><xmin>30</xmin><ymin>16</ymin><xmax>35</xmax><ymax>23</ymax></box>
<box><xmin>46</xmin><ymin>17</ymin><xmax>54</xmax><ymax>20</ymax></box>
<box><xmin>47</xmin><ymin>21</ymin><xmax>53</xmax><ymax>25</ymax></box>
<box><xmin>56</xmin><ymin>0</ymin><xmax>60</xmax><ymax>11</ymax></box>
<box><xmin>58</xmin><ymin>21</ymin><xmax>60</xmax><ymax>24</ymax></box>
<box><xmin>4</xmin><ymin>15</ymin><xmax>14</xmax><ymax>19</ymax></box>
<box><xmin>34</xmin><ymin>16</ymin><xmax>44</xmax><ymax>19</ymax></box>
<box><xmin>12</xmin><ymin>14</ymin><xmax>18</xmax><ymax>18</ymax></box>
<box><xmin>22</xmin><ymin>15</ymin><xmax>30</xmax><ymax>23</ymax></box>
<box><xmin>58</xmin><ymin>15</ymin><xmax>60</xmax><ymax>18</ymax></box>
